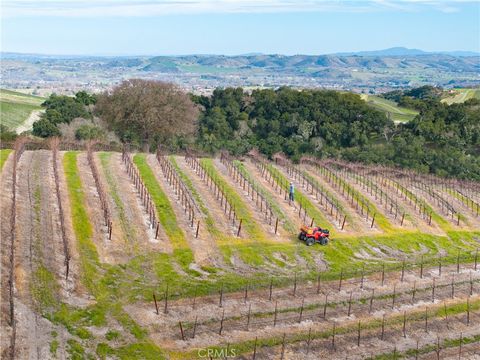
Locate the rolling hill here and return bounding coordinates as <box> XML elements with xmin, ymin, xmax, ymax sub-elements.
<box><xmin>360</xmin><ymin>94</ymin><xmax>419</xmax><ymax>123</ymax></box>
<box><xmin>0</xmin><ymin>89</ymin><xmax>44</xmax><ymax>131</ymax></box>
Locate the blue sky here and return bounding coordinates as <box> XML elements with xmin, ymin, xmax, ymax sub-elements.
<box><xmin>1</xmin><ymin>0</ymin><xmax>479</xmax><ymax>55</ymax></box>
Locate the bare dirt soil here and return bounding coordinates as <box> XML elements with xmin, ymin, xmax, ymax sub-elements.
<box><xmin>0</xmin><ymin>151</ymin><xmax>14</xmax><ymax>356</ymax></box>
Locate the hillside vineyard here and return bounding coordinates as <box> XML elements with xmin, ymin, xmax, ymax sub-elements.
<box><xmin>1</xmin><ymin>142</ymin><xmax>479</xmax><ymax>359</ymax></box>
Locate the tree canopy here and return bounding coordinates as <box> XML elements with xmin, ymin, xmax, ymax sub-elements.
<box><xmin>95</xmin><ymin>79</ymin><xmax>198</xmax><ymax>150</ymax></box>
<box><xmin>32</xmin><ymin>92</ymin><xmax>94</xmax><ymax>137</ymax></box>
<box><xmin>194</xmin><ymin>87</ymin><xmax>480</xmax><ymax>180</ymax></box>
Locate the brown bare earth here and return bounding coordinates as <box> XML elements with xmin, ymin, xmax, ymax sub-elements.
<box><xmin>6</xmin><ymin>151</ymin><xmax>88</xmax><ymax>359</ymax></box>
<box><xmin>0</xmin><ymin>151</ymin><xmax>14</xmax><ymax>356</ymax></box>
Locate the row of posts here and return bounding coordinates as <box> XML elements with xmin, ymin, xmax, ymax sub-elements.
<box><xmin>340</xmin><ymin>165</ymin><xmax>405</xmax><ymax>223</ymax></box>
<box><xmin>87</xmin><ymin>146</ymin><xmax>112</xmax><ymax>240</ymax></box>
<box><xmin>285</xmin><ymin>163</ymin><xmax>347</xmax><ymax>229</ymax></box>
<box><xmin>122</xmin><ymin>152</ymin><xmax>160</xmax><ymax>238</ymax></box>
<box><xmin>50</xmin><ymin>138</ymin><xmax>71</xmax><ymax>280</ymax></box>
<box><xmin>185</xmin><ymin>155</ymin><xmax>243</xmax><ymax>236</ymax></box>
<box><xmin>219</xmin><ymin>154</ymin><xmax>277</xmax><ymax>231</ymax></box>
<box><xmin>156</xmin><ymin>153</ymin><xmax>199</xmax><ymax>236</ymax></box>
<box><xmin>301</xmin><ymin>158</ymin><xmax>376</xmax><ymax>227</ymax></box>
<box><xmin>175</xmin><ymin>282</ymin><xmax>475</xmax><ymax>341</ymax></box>
<box><xmin>7</xmin><ymin>138</ymin><xmax>27</xmax><ymax>360</ymax></box>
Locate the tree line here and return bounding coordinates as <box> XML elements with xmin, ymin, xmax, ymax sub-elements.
<box><xmin>22</xmin><ymin>80</ymin><xmax>480</xmax><ymax>180</ymax></box>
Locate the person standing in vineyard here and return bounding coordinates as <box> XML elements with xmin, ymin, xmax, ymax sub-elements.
<box><xmin>289</xmin><ymin>182</ymin><xmax>295</xmax><ymax>202</ymax></box>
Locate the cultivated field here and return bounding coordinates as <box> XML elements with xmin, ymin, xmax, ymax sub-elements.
<box><xmin>0</xmin><ymin>89</ymin><xmax>44</xmax><ymax>131</ymax></box>
<box><xmin>1</xmin><ymin>142</ymin><xmax>479</xmax><ymax>359</ymax></box>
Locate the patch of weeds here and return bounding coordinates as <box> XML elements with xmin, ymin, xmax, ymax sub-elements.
<box><xmin>63</xmin><ymin>152</ymin><xmax>102</xmax><ymax>294</ymax></box>
<box><xmin>113</xmin><ymin>342</ymin><xmax>165</xmax><ymax>360</ymax></box>
<box><xmin>133</xmin><ymin>154</ymin><xmax>195</xmax><ymax>273</ymax></box>
<box><xmin>98</xmin><ymin>152</ymin><xmax>138</xmax><ymax>254</ymax></box>
<box><xmin>96</xmin><ymin>343</ymin><xmax>114</xmax><ymax>359</ymax></box>
<box><xmin>30</xmin><ymin>265</ymin><xmax>59</xmax><ymax>311</ymax></box>
<box><xmin>106</xmin><ymin>330</ymin><xmax>120</xmax><ymax>341</ymax></box>
<box><xmin>0</xmin><ymin>149</ymin><xmax>12</xmax><ymax>170</ymax></box>
<box><xmin>66</xmin><ymin>339</ymin><xmax>85</xmax><ymax>360</ymax></box>
<box><xmin>49</xmin><ymin>340</ymin><xmax>59</xmax><ymax>357</ymax></box>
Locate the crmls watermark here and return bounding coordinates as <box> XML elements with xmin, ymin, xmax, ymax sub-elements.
<box><xmin>197</xmin><ymin>347</ymin><xmax>237</xmax><ymax>358</ymax></box>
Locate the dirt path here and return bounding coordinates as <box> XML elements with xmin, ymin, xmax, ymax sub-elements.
<box><xmin>0</xmin><ymin>151</ymin><xmax>14</xmax><ymax>355</ymax></box>
<box><xmin>146</xmin><ymin>154</ymin><xmax>217</xmax><ymax>266</ymax></box>
<box><xmin>15</xmin><ymin>109</ymin><xmax>44</xmax><ymax>134</ymax></box>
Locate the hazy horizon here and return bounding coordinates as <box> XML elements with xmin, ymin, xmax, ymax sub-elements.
<box><xmin>2</xmin><ymin>47</ymin><xmax>479</xmax><ymax>58</ymax></box>
<box><xmin>1</xmin><ymin>1</ymin><xmax>479</xmax><ymax>56</ymax></box>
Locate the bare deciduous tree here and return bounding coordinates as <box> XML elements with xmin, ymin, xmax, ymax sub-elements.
<box><xmin>95</xmin><ymin>79</ymin><xmax>198</xmax><ymax>148</ymax></box>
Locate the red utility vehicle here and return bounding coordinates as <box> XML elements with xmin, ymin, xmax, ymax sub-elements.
<box><xmin>298</xmin><ymin>225</ymin><xmax>330</xmax><ymax>246</ymax></box>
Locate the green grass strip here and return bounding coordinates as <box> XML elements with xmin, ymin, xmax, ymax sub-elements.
<box><xmin>383</xmin><ymin>178</ymin><xmax>451</xmax><ymax>231</ymax></box>
<box><xmin>201</xmin><ymin>158</ymin><xmax>269</xmax><ymax>243</ymax></box>
<box><xmin>132</xmin><ymin>154</ymin><xmax>194</xmax><ymax>271</ymax></box>
<box><xmin>98</xmin><ymin>152</ymin><xmax>138</xmax><ymax>254</ymax></box>
<box><xmin>266</xmin><ymin>163</ymin><xmax>334</xmax><ymax>233</ymax></box>
<box><xmin>0</xmin><ymin>149</ymin><xmax>12</xmax><ymax>171</ymax></box>
<box><xmin>233</xmin><ymin>160</ymin><xmax>296</xmax><ymax>233</ymax></box>
<box><xmin>169</xmin><ymin>156</ymin><xmax>228</xmax><ymax>243</ymax></box>
<box><xmin>63</xmin><ymin>151</ymin><xmax>101</xmax><ymax>294</ymax></box>
<box><xmin>319</xmin><ymin>166</ymin><xmax>393</xmax><ymax>232</ymax></box>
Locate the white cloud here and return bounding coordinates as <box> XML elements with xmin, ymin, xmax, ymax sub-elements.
<box><xmin>1</xmin><ymin>0</ymin><xmax>475</xmax><ymax>17</ymax></box>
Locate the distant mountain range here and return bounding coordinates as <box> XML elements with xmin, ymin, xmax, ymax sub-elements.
<box><xmin>2</xmin><ymin>47</ymin><xmax>479</xmax><ymax>59</ymax></box>
<box><xmin>333</xmin><ymin>47</ymin><xmax>479</xmax><ymax>57</ymax></box>
<box><xmin>1</xmin><ymin>48</ymin><xmax>479</xmax><ymax>94</ymax></box>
